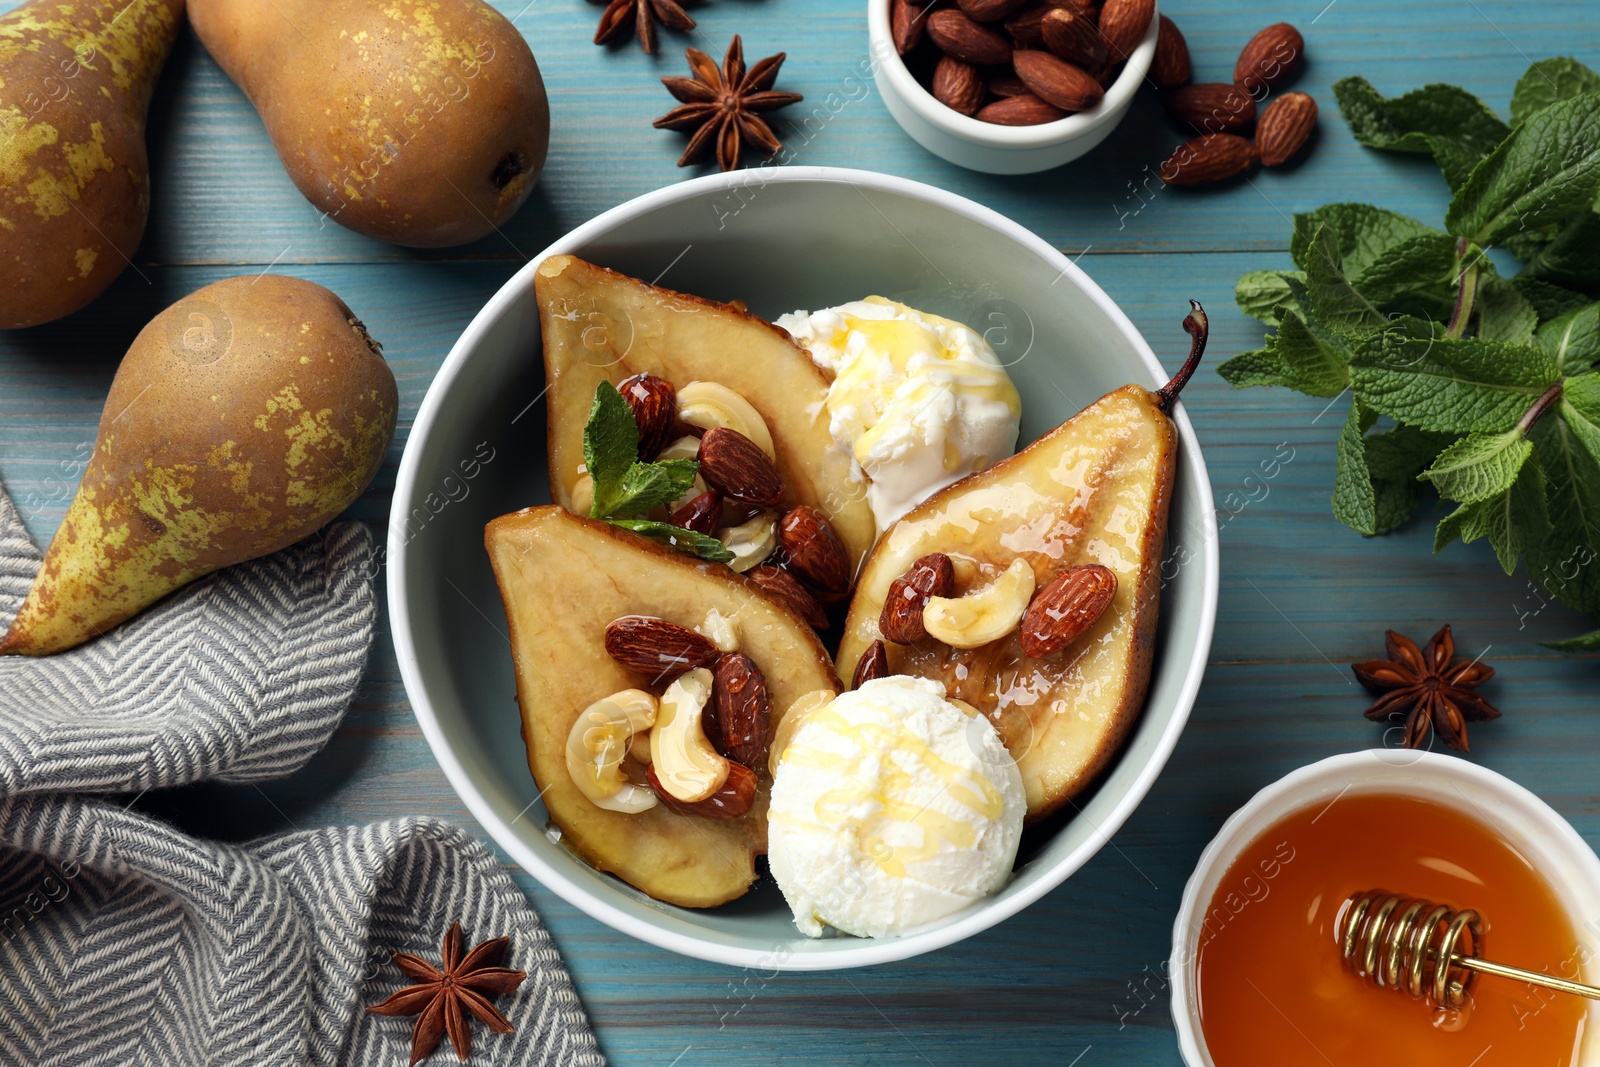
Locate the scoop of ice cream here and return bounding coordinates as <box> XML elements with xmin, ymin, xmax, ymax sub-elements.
<box><xmin>776</xmin><ymin>298</ymin><xmax>1022</xmax><ymax>532</ymax></box>
<box><xmin>767</xmin><ymin>676</ymin><xmax>1026</xmax><ymax>938</ymax></box>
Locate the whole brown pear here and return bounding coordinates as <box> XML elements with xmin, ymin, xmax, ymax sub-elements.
<box><xmin>0</xmin><ymin>0</ymin><xmax>185</xmax><ymax>329</ymax></box>
<box><xmin>0</xmin><ymin>275</ymin><xmax>398</xmax><ymax>656</ymax></box>
<box><xmin>188</xmin><ymin>0</ymin><xmax>549</xmax><ymax>247</ymax></box>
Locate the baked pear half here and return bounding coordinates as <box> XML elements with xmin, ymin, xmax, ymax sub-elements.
<box><xmin>486</xmin><ymin>506</ymin><xmax>841</xmax><ymax>907</ymax></box>
<box><xmin>837</xmin><ymin>305</ymin><xmax>1206</xmax><ymax>821</ymax></box>
<box><xmin>535</xmin><ymin>254</ymin><xmax>876</xmax><ymax>570</ymax></box>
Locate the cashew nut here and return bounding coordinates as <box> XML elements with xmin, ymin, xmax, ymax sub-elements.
<box><xmin>922</xmin><ymin>558</ymin><xmax>1036</xmax><ymax>649</ymax></box>
<box><xmin>566</xmin><ymin>689</ymin><xmax>659</xmax><ymax>813</ymax></box>
<box><xmin>677</xmin><ymin>381</ymin><xmax>776</xmax><ymax>459</ymax></box>
<box><xmin>650</xmin><ymin>668</ymin><xmax>729</xmax><ymax>802</ymax></box>
<box><xmin>716</xmin><ymin>512</ymin><xmax>778</xmax><ymax>573</ymax></box>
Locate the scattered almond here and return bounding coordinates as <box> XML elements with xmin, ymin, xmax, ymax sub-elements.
<box><xmin>777</xmin><ymin>506</ymin><xmax>852</xmax><ymax>596</ymax></box>
<box><xmin>697</xmin><ymin>427</ymin><xmax>783</xmax><ymax>507</ymax></box>
<box><xmin>1039</xmin><ymin>7</ymin><xmax>1105</xmax><ymax>68</ymax></box>
<box><xmin>647</xmin><ymin>759</ymin><xmax>756</xmax><ymax>820</ymax></box>
<box><xmin>618</xmin><ymin>373</ymin><xmax>676</xmax><ymax>461</ymax></box>
<box><xmin>1097</xmin><ymin>0</ymin><xmax>1153</xmax><ymax>62</ymax></box>
<box><xmin>852</xmin><ymin>639</ymin><xmax>890</xmax><ymax>688</ymax></box>
<box><xmin>1235</xmin><ymin>22</ymin><xmax>1304</xmax><ymax>94</ymax></box>
<box><xmin>1159</xmin><ymin>133</ymin><xmax>1259</xmax><ymax>186</ymax></box>
<box><xmin>880</xmin><ymin>553</ymin><xmax>956</xmax><ymax>644</ymax></box>
<box><xmin>926</xmin><ymin>9</ymin><xmax>1015</xmax><ymax>66</ymax></box>
<box><xmin>976</xmin><ymin>93</ymin><xmax>1067</xmax><ymax>126</ymax></box>
<box><xmin>1014</xmin><ymin>50</ymin><xmax>1103</xmax><ymax>112</ymax></box>
<box><xmin>1018</xmin><ymin>564</ymin><xmax>1118</xmax><ymax>657</ymax></box>
<box><xmin>933</xmin><ymin>55</ymin><xmax>987</xmax><ymax>116</ymax></box>
<box><xmin>1151</xmin><ymin>14</ymin><xmax>1190</xmax><ymax>89</ymax></box>
<box><xmin>747</xmin><ymin>563</ymin><xmax>829</xmax><ymax>630</ymax></box>
<box><xmin>1256</xmin><ymin>91</ymin><xmax>1317</xmax><ymax>166</ymax></box>
<box><xmin>604</xmin><ymin>616</ymin><xmax>722</xmax><ymax>679</ymax></box>
<box><xmin>1162</xmin><ymin>82</ymin><xmax>1257</xmax><ymax>134</ymax></box>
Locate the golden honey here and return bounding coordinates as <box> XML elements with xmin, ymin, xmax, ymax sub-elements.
<box><xmin>1197</xmin><ymin>793</ymin><xmax>1590</xmax><ymax>1066</ymax></box>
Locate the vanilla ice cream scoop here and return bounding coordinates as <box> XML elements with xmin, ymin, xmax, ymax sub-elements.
<box><xmin>767</xmin><ymin>676</ymin><xmax>1026</xmax><ymax>938</ymax></box>
<box><xmin>776</xmin><ymin>298</ymin><xmax>1022</xmax><ymax>532</ymax></box>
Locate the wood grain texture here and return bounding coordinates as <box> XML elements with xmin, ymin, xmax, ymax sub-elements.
<box><xmin>1</xmin><ymin>1</ymin><xmax>1598</xmax><ymax>1064</ymax></box>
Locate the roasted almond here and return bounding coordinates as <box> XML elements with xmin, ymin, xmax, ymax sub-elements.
<box><xmin>1256</xmin><ymin>91</ymin><xmax>1318</xmax><ymax>166</ymax></box>
<box><xmin>852</xmin><ymin>639</ymin><xmax>890</xmax><ymax>688</ymax></box>
<box><xmin>647</xmin><ymin>759</ymin><xmax>756</xmax><ymax>820</ymax></box>
<box><xmin>1151</xmin><ymin>14</ymin><xmax>1191</xmax><ymax>89</ymax></box>
<box><xmin>747</xmin><ymin>563</ymin><xmax>829</xmax><ymax>630</ymax></box>
<box><xmin>1018</xmin><ymin>564</ymin><xmax>1118</xmax><ymax>658</ymax></box>
<box><xmin>879</xmin><ymin>553</ymin><xmax>956</xmax><ymax>644</ymax></box>
<box><xmin>926</xmin><ymin>9</ymin><xmax>1014</xmax><ymax>66</ymax></box>
<box><xmin>1013</xmin><ymin>50</ymin><xmax>1103</xmax><ymax>112</ymax></box>
<box><xmin>604</xmin><ymin>616</ymin><xmax>722</xmax><ymax>679</ymax></box>
<box><xmin>708</xmin><ymin>652</ymin><xmax>772</xmax><ymax>768</ymax></box>
<box><xmin>777</xmin><ymin>506</ymin><xmax>852</xmax><ymax>596</ymax></box>
<box><xmin>697</xmin><ymin>427</ymin><xmax>783</xmax><ymax>507</ymax></box>
<box><xmin>1159</xmin><ymin>133</ymin><xmax>1259</xmax><ymax>186</ymax></box>
<box><xmin>892</xmin><ymin>0</ymin><xmax>931</xmax><ymax>56</ymax></box>
<box><xmin>618</xmin><ymin>373</ymin><xmax>676</xmax><ymax>461</ymax></box>
<box><xmin>1162</xmin><ymin>82</ymin><xmax>1257</xmax><ymax>134</ymax></box>
<box><xmin>1234</xmin><ymin>22</ymin><xmax>1304</xmax><ymax>93</ymax></box>
<box><xmin>668</xmin><ymin>490</ymin><xmax>721</xmax><ymax>536</ymax></box>
<box><xmin>1098</xmin><ymin>0</ymin><xmax>1154</xmax><ymax>62</ymax></box>
<box><xmin>987</xmin><ymin>70</ymin><xmax>1030</xmax><ymax>97</ymax></box>
<box><xmin>933</xmin><ymin>55</ymin><xmax>986</xmax><ymax>116</ymax></box>
<box><xmin>1039</xmin><ymin>7</ymin><xmax>1104</xmax><ymax>68</ymax></box>
<box><xmin>976</xmin><ymin>92</ymin><xmax>1068</xmax><ymax>125</ymax></box>
<box><xmin>957</xmin><ymin>0</ymin><xmax>1029</xmax><ymax>21</ymax></box>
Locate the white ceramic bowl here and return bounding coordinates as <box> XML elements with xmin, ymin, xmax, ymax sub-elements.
<box><xmin>1170</xmin><ymin>750</ymin><xmax>1600</xmax><ymax>1065</ymax></box>
<box><xmin>390</xmin><ymin>166</ymin><xmax>1217</xmax><ymax>969</ymax></box>
<box><xmin>867</xmin><ymin>2</ymin><xmax>1159</xmax><ymax>174</ymax></box>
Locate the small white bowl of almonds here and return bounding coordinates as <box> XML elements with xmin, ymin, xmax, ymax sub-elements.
<box><xmin>869</xmin><ymin>0</ymin><xmax>1159</xmax><ymax>174</ymax></box>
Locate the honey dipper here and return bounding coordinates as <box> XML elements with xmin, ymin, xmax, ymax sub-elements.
<box><xmin>1338</xmin><ymin>891</ymin><xmax>1600</xmax><ymax>1009</ymax></box>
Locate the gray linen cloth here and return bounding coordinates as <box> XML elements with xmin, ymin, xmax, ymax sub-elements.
<box><xmin>0</xmin><ymin>485</ymin><xmax>604</xmax><ymax>1067</ymax></box>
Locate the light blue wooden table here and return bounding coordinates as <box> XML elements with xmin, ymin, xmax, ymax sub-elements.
<box><xmin>3</xmin><ymin>1</ymin><xmax>1598</xmax><ymax>1063</ymax></box>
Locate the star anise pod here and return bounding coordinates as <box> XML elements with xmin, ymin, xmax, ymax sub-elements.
<box><xmin>653</xmin><ymin>36</ymin><xmax>804</xmax><ymax>172</ymax></box>
<box><xmin>589</xmin><ymin>0</ymin><xmax>697</xmax><ymax>55</ymax></box>
<box><xmin>1352</xmin><ymin>625</ymin><xmax>1500</xmax><ymax>751</ymax></box>
<box><xmin>367</xmin><ymin>922</ymin><xmax>527</xmax><ymax>1066</ymax></box>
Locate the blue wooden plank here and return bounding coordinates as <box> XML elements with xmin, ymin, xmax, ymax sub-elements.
<box><xmin>3</xmin><ymin>1</ymin><xmax>1599</xmax><ymax>1064</ymax></box>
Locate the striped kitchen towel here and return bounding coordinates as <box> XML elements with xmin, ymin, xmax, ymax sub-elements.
<box><xmin>0</xmin><ymin>485</ymin><xmax>604</xmax><ymax>1067</ymax></box>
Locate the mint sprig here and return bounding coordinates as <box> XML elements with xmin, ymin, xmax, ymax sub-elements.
<box><xmin>1221</xmin><ymin>57</ymin><xmax>1600</xmax><ymax>649</ymax></box>
<box><xmin>580</xmin><ymin>381</ymin><xmax>728</xmax><ymax>564</ymax></box>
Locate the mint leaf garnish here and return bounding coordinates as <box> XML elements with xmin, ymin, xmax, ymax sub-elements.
<box><xmin>610</xmin><ymin>520</ymin><xmax>735</xmax><ymax>564</ymax></box>
<box><xmin>584</xmin><ymin>381</ymin><xmax>640</xmax><ymax>511</ymax></box>
<box><xmin>1446</xmin><ymin>91</ymin><xmax>1600</xmax><ymax>246</ymax></box>
<box><xmin>1333</xmin><ymin>78</ymin><xmax>1510</xmax><ymax>191</ymax></box>
<box><xmin>1511</xmin><ymin>58</ymin><xmax>1600</xmax><ymax>127</ymax></box>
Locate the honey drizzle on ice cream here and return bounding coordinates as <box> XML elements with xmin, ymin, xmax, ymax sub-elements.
<box><xmin>779</xmin><ymin>702</ymin><xmax>1005</xmax><ymax>878</ymax></box>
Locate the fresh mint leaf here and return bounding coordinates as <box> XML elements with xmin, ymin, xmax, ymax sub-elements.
<box><xmin>1333</xmin><ymin>77</ymin><xmax>1511</xmax><ymax>191</ymax></box>
<box><xmin>1511</xmin><ymin>58</ymin><xmax>1600</xmax><ymax>126</ymax></box>
<box><xmin>1520</xmin><ymin>207</ymin><xmax>1600</xmax><ymax>294</ymax></box>
<box><xmin>1297</xmin><ymin>228</ymin><xmax>1387</xmax><ymax>335</ymax></box>
<box><xmin>1236</xmin><ymin>270</ymin><xmax>1304</xmax><ymax>325</ymax></box>
<box><xmin>1516</xmin><ymin>276</ymin><xmax>1595</xmax><ymax>322</ymax></box>
<box><xmin>1333</xmin><ymin>403</ymin><xmax>1379</xmax><ymax>534</ymax></box>
<box><xmin>584</xmin><ymin>381</ymin><xmax>639</xmax><ymax>512</ymax></box>
<box><xmin>605</xmin><ymin>459</ymin><xmax>699</xmax><ymax>518</ymax></box>
<box><xmin>1439</xmin><ymin>464</ymin><xmax>1544</xmax><ymax>575</ymax></box>
<box><xmin>1350</xmin><ymin>232</ymin><xmax>1462</xmax><ymax>321</ymax></box>
<box><xmin>1289</xmin><ymin>203</ymin><xmax>1438</xmax><ymax>278</ymax></box>
<box><xmin>1544</xmin><ymin>628</ymin><xmax>1600</xmax><ymax>651</ymax></box>
<box><xmin>1334</xmin><ymin>403</ymin><xmax>1453</xmax><ymax>535</ymax></box>
<box><xmin>1270</xmin><ymin>313</ymin><xmax>1349</xmax><ymax>397</ymax></box>
<box><xmin>1421</xmin><ymin>429</ymin><xmax>1535</xmax><ymax>504</ymax></box>
<box><xmin>1349</xmin><ymin>334</ymin><xmax>1559</xmax><ymax>432</ymax></box>
<box><xmin>1447</xmin><ymin>91</ymin><xmax>1600</xmax><ymax>246</ymax></box>
<box><xmin>1561</xmin><ymin>373</ymin><xmax>1600</xmax><ymax>464</ymax></box>
<box><xmin>609</xmin><ymin>520</ymin><xmax>735</xmax><ymax>564</ymax></box>
<box><xmin>1217</xmin><ymin>347</ymin><xmax>1293</xmax><ymax>389</ymax></box>
<box><xmin>1475</xmin><ymin>275</ymin><xmax>1539</xmax><ymax>345</ymax></box>
<box><xmin>1539</xmin><ymin>305</ymin><xmax>1600</xmax><ymax>372</ymax></box>
<box><xmin>1435</xmin><ymin>498</ymin><xmax>1490</xmax><ymax>552</ymax></box>
<box><xmin>1525</xmin><ymin>416</ymin><xmax>1600</xmax><ymax>605</ymax></box>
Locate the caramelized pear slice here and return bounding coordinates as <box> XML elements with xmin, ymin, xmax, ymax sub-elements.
<box><xmin>534</xmin><ymin>255</ymin><xmax>876</xmax><ymax>570</ymax></box>
<box><xmin>485</xmin><ymin>506</ymin><xmax>841</xmax><ymax>907</ymax></box>
<box><xmin>838</xmin><ymin>305</ymin><xmax>1206</xmax><ymax>821</ymax></box>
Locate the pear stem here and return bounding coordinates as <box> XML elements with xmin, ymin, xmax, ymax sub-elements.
<box><xmin>1157</xmin><ymin>300</ymin><xmax>1208</xmax><ymax>415</ymax></box>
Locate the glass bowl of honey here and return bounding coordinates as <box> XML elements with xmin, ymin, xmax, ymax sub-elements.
<box><xmin>1171</xmin><ymin>749</ymin><xmax>1600</xmax><ymax>1067</ymax></box>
